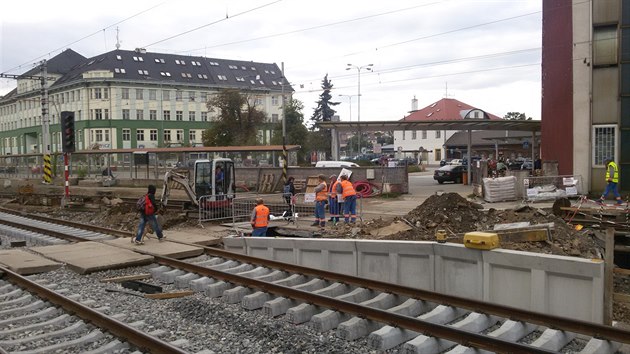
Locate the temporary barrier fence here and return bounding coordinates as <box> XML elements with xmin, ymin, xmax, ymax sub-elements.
<box><xmin>523</xmin><ymin>175</ymin><xmax>583</xmax><ymax>201</ymax></box>
<box><xmin>197</xmin><ymin>192</ymin><xmax>363</xmax><ymax>231</ymax></box>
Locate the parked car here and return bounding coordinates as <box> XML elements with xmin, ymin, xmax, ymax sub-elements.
<box><xmin>315</xmin><ymin>161</ymin><xmax>359</xmax><ymax>168</ymax></box>
<box><xmin>433</xmin><ymin>165</ymin><xmax>467</xmax><ymax>184</ymax></box>
<box><xmin>448</xmin><ymin>159</ymin><xmax>463</xmax><ymax>166</ymax></box>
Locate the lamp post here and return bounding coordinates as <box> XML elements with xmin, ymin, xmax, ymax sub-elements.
<box><xmin>346</xmin><ymin>63</ymin><xmax>372</xmax><ymax>157</ymax></box>
<box><xmin>338</xmin><ymin>93</ymin><xmax>358</xmax><ymax>156</ymax></box>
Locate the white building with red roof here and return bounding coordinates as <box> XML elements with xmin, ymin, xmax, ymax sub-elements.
<box><xmin>393</xmin><ymin>97</ymin><xmax>501</xmax><ymax>164</ymax></box>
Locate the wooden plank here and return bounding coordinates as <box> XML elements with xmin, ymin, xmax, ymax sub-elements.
<box><xmin>613</xmin><ymin>292</ymin><xmax>630</xmax><ymax>304</ymax></box>
<box><xmin>100</xmin><ymin>274</ymin><xmax>152</xmax><ymax>283</ymax></box>
<box><xmin>613</xmin><ymin>268</ymin><xmax>630</xmax><ymax>276</ymax></box>
<box><xmin>604</xmin><ymin>228</ymin><xmax>615</xmax><ymax>325</ymax></box>
<box><xmin>145</xmin><ymin>291</ymin><xmax>195</xmax><ymax>299</ymax></box>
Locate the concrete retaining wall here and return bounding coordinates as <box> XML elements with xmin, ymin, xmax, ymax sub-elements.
<box><xmin>223</xmin><ymin>237</ymin><xmax>604</xmax><ymax>323</ymax></box>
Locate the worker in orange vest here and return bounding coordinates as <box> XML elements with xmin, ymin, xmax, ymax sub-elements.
<box><xmin>336</xmin><ymin>174</ymin><xmax>357</xmax><ymax>223</ymax></box>
<box><xmin>313</xmin><ymin>174</ymin><xmax>328</xmax><ymax>228</ymax></box>
<box><xmin>328</xmin><ymin>175</ymin><xmax>341</xmax><ymax>225</ymax></box>
<box><xmin>250</xmin><ymin>198</ymin><xmax>270</xmax><ymax>236</ymax></box>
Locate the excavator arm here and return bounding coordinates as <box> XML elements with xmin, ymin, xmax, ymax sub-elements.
<box><xmin>161</xmin><ymin>170</ymin><xmax>199</xmax><ymax>208</ymax></box>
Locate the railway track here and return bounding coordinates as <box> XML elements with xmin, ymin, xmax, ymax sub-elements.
<box><xmin>0</xmin><ymin>266</ymin><xmax>187</xmax><ymax>354</ymax></box>
<box><xmin>1</xmin><ymin>209</ymin><xmax>630</xmax><ymax>353</ymax></box>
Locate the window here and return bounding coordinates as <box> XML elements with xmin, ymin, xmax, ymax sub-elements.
<box><xmin>122</xmin><ymin>109</ymin><xmax>130</xmax><ymax>120</ymax></box>
<box><xmin>149</xmin><ymin>89</ymin><xmax>156</xmax><ymax>100</ymax></box>
<box><xmin>163</xmin><ymin>90</ymin><xmax>170</xmax><ymax>100</ymax></box>
<box><xmin>137</xmin><ymin>69</ymin><xmax>149</xmax><ymax>75</ymax></box>
<box><xmin>116</xmin><ymin>55</ymin><xmax>122</xmax><ymax>60</ymax></box>
<box><xmin>228</xmin><ymin>65</ymin><xmax>238</xmax><ymax>69</ymax></box>
<box><xmin>160</xmin><ymin>71</ymin><xmax>171</xmax><ymax>77</ymax></box>
<box><xmin>189</xmin><ymin>91</ymin><xmax>195</xmax><ymax>101</ymax></box>
<box><xmin>150</xmin><ymin>129</ymin><xmax>158</xmax><ymax>141</ymax></box>
<box><xmin>593</xmin><ymin>125</ymin><xmax>616</xmax><ymax>166</ymax></box>
<box><xmin>164</xmin><ymin>130</ymin><xmax>171</xmax><ymax>142</ymax></box>
<box><xmin>422</xmin><ymin>131</ymin><xmax>427</xmax><ymax>139</ymax></box>
<box><xmin>217</xmin><ymin>75</ymin><xmax>228</xmax><ymax>81</ymax></box>
<box><xmin>136</xmin><ymin>129</ymin><xmax>145</xmax><ymax>141</ymax></box>
<box><xmin>272</xmin><ymin>113</ymin><xmax>278</xmax><ymax>122</ymax></box>
<box><xmin>189</xmin><ymin>130</ymin><xmax>196</xmax><ymax>142</ymax></box>
<box><xmin>123</xmin><ymin>129</ymin><xmax>131</xmax><ymax>141</ymax></box>
<box><xmin>150</xmin><ymin>110</ymin><xmax>157</xmax><ymax>120</ymax></box>
<box><xmin>197</xmin><ymin>74</ymin><xmax>208</xmax><ymax>79</ymax></box>
<box><xmin>114</xmin><ymin>68</ymin><xmax>126</xmax><ymax>74</ymax></box>
<box><xmin>136</xmin><ymin>109</ymin><xmax>144</xmax><ymax>120</ymax></box>
<box><xmin>104</xmin><ymin>108</ymin><xmax>109</xmax><ymax>120</ymax></box>
<box><xmin>175</xmin><ymin>91</ymin><xmax>182</xmax><ymax>101</ymax></box>
<box><xmin>105</xmin><ymin>130</ymin><xmax>110</xmax><ymax>142</ymax></box>
<box><xmin>96</xmin><ymin>130</ymin><xmax>103</xmax><ymax>142</ymax></box>
<box><xmin>255</xmin><ymin>98</ymin><xmax>262</xmax><ymax>105</ymax></box>
<box><xmin>93</xmin><ymin>88</ymin><xmax>102</xmax><ymax>99</ymax></box>
<box><xmin>594</xmin><ymin>26</ymin><xmax>617</xmax><ymax>66</ymax></box>
<box><xmin>136</xmin><ymin>89</ymin><xmax>143</xmax><ymax>99</ymax></box>
<box><xmin>412</xmin><ymin>130</ymin><xmax>417</xmax><ymax>140</ymax></box>
<box><xmin>272</xmin><ymin>96</ymin><xmax>279</xmax><ymax>106</ymax></box>
<box><xmin>200</xmin><ymin>92</ymin><xmax>208</xmax><ymax>102</ymax></box>
<box><xmin>236</xmin><ymin>76</ymin><xmax>245</xmax><ymax>82</ymax></box>
<box><xmin>189</xmin><ymin>111</ymin><xmax>196</xmax><ymax>121</ymax></box>
<box><xmin>176</xmin><ymin>111</ymin><xmax>183</xmax><ymax>121</ymax></box>
<box><xmin>164</xmin><ymin>110</ymin><xmax>171</xmax><ymax>121</ymax></box>
<box><xmin>94</xmin><ymin>109</ymin><xmax>103</xmax><ymax>120</ymax></box>
<box><xmin>176</xmin><ymin>130</ymin><xmax>183</xmax><ymax>141</ymax></box>
<box><xmin>201</xmin><ymin>112</ymin><xmax>208</xmax><ymax>122</ymax></box>
<box><xmin>435</xmin><ymin>149</ymin><xmax>442</xmax><ymax>161</ymax></box>
<box><xmin>402</xmin><ymin>131</ymin><xmax>406</xmax><ymax>140</ymax></box>
<box><xmin>121</xmin><ymin>88</ymin><xmax>129</xmax><ymax>99</ymax></box>
<box><xmin>435</xmin><ymin>130</ymin><xmax>441</xmax><ymax>139</ymax></box>
<box><xmin>209</xmin><ymin>61</ymin><xmax>219</xmax><ymax>66</ymax></box>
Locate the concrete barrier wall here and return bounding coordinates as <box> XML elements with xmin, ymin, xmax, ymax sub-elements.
<box><xmin>223</xmin><ymin>237</ymin><xmax>604</xmax><ymax>323</ymax></box>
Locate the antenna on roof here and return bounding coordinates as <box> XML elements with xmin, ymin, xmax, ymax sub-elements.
<box><xmin>115</xmin><ymin>27</ymin><xmax>121</xmax><ymax>50</ymax></box>
<box><xmin>444</xmin><ymin>82</ymin><xmax>448</xmax><ymax>98</ymax></box>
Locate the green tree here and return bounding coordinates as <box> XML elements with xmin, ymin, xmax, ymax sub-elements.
<box><xmin>202</xmin><ymin>89</ymin><xmax>266</xmax><ymax>146</ymax></box>
<box><xmin>503</xmin><ymin>112</ymin><xmax>532</xmax><ymax>120</ymax></box>
<box><xmin>375</xmin><ymin>131</ymin><xmax>394</xmax><ymax>145</ymax></box>
<box><xmin>310</xmin><ymin>74</ymin><xmax>339</xmax><ymax>159</ymax></box>
<box><xmin>346</xmin><ymin>134</ymin><xmax>373</xmax><ymax>155</ymax></box>
<box><xmin>271</xmin><ymin>99</ymin><xmax>309</xmax><ymax>163</ymax></box>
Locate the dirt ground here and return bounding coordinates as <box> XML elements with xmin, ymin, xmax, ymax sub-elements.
<box><xmin>2</xmin><ymin>192</ymin><xmax>629</xmax><ymax>325</ymax></box>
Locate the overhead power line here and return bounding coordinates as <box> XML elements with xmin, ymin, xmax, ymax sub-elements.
<box><xmin>1</xmin><ymin>2</ymin><xmax>167</xmax><ymax>75</ymax></box>
<box><xmin>143</xmin><ymin>0</ymin><xmax>283</xmax><ymax>48</ymax></box>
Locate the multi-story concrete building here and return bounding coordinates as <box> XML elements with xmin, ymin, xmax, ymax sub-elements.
<box><xmin>541</xmin><ymin>0</ymin><xmax>626</xmax><ymax>193</ymax></box>
<box><xmin>0</xmin><ymin>48</ymin><xmax>290</xmax><ymax>155</ymax></box>
<box><xmin>393</xmin><ymin>97</ymin><xmax>501</xmax><ymax>164</ymax></box>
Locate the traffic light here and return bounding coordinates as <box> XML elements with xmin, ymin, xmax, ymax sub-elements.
<box><xmin>61</xmin><ymin>111</ymin><xmax>75</xmax><ymax>153</ymax></box>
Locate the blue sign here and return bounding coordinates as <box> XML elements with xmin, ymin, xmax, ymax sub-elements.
<box><xmin>522</xmin><ymin>141</ymin><xmax>529</xmax><ymax>149</ymax></box>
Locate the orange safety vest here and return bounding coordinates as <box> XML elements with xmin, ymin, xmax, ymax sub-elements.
<box><xmin>253</xmin><ymin>204</ymin><xmax>269</xmax><ymax>228</ymax></box>
<box><xmin>341</xmin><ymin>180</ymin><xmax>356</xmax><ymax>198</ymax></box>
<box><xmin>316</xmin><ymin>182</ymin><xmax>328</xmax><ymax>201</ymax></box>
<box><xmin>329</xmin><ymin>181</ymin><xmax>340</xmax><ymax>198</ymax></box>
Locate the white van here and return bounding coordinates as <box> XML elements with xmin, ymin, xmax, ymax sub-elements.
<box><xmin>315</xmin><ymin>161</ymin><xmax>359</xmax><ymax>168</ymax></box>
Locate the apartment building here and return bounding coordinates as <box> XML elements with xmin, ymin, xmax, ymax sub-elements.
<box><xmin>0</xmin><ymin>48</ymin><xmax>291</xmax><ymax>155</ymax></box>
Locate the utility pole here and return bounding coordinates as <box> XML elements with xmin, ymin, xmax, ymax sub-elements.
<box><xmin>280</xmin><ymin>62</ymin><xmax>287</xmax><ymax>184</ymax></box>
<box><xmin>40</xmin><ymin>60</ymin><xmax>52</xmax><ymax>184</ymax></box>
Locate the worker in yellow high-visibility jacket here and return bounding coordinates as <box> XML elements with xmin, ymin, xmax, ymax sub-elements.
<box><xmin>598</xmin><ymin>158</ymin><xmax>623</xmax><ymax>206</ymax></box>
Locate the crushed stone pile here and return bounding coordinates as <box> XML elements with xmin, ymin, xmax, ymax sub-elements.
<box><xmin>359</xmin><ymin>193</ymin><xmax>603</xmax><ymax>259</ymax></box>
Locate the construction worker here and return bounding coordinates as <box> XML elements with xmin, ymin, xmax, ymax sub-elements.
<box><xmin>313</xmin><ymin>174</ymin><xmax>328</xmax><ymax>228</ymax></box>
<box><xmin>250</xmin><ymin>198</ymin><xmax>270</xmax><ymax>236</ymax></box>
<box><xmin>336</xmin><ymin>174</ymin><xmax>357</xmax><ymax>223</ymax></box>
<box><xmin>598</xmin><ymin>158</ymin><xmax>623</xmax><ymax>206</ymax></box>
<box><xmin>328</xmin><ymin>175</ymin><xmax>341</xmax><ymax>224</ymax></box>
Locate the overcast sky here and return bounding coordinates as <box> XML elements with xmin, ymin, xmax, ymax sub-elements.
<box><xmin>0</xmin><ymin>0</ymin><xmax>542</xmax><ymax>122</ymax></box>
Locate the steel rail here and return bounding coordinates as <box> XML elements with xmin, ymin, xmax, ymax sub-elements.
<box><xmin>186</xmin><ymin>246</ymin><xmax>630</xmax><ymax>345</ymax></box>
<box><xmin>0</xmin><ymin>267</ymin><xmax>187</xmax><ymax>354</ymax></box>
<box><xmin>0</xmin><ymin>207</ymin><xmax>132</xmax><ymax>238</ymax></box>
<box><xmin>150</xmin><ymin>254</ymin><xmax>554</xmax><ymax>354</ymax></box>
<box><xmin>0</xmin><ymin>216</ymin><xmax>90</xmax><ymax>243</ymax></box>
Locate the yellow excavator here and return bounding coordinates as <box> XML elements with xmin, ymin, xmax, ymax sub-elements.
<box><xmin>160</xmin><ymin>158</ymin><xmax>235</xmax><ymax>212</ymax></box>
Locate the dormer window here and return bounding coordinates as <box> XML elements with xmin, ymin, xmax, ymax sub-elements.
<box><xmin>116</xmin><ymin>55</ymin><xmax>122</xmax><ymax>60</ymax></box>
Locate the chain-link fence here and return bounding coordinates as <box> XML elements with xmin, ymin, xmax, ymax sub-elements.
<box><xmin>522</xmin><ymin>175</ymin><xmax>583</xmax><ymax>201</ymax></box>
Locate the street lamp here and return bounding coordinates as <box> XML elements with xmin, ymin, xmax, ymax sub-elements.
<box><xmin>346</xmin><ymin>63</ymin><xmax>373</xmax><ymax>157</ymax></box>
<box><xmin>338</xmin><ymin>93</ymin><xmax>358</xmax><ymax>156</ymax></box>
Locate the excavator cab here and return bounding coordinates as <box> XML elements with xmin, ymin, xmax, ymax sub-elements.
<box><xmin>193</xmin><ymin>158</ymin><xmax>234</xmax><ymax>202</ymax></box>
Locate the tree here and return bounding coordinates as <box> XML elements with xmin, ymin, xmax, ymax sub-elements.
<box><xmin>311</xmin><ymin>74</ymin><xmax>339</xmax><ymax>122</ymax></box>
<box><xmin>375</xmin><ymin>131</ymin><xmax>394</xmax><ymax>145</ymax></box>
<box><xmin>271</xmin><ymin>99</ymin><xmax>309</xmax><ymax>163</ymax></box>
<box><xmin>202</xmin><ymin>89</ymin><xmax>266</xmax><ymax>146</ymax></box>
<box><xmin>346</xmin><ymin>134</ymin><xmax>373</xmax><ymax>154</ymax></box>
<box><xmin>503</xmin><ymin>112</ymin><xmax>532</xmax><ymax>120</ymax></box>
<box><xmin>309</xmin><ymin>74</ymin><xmax>340</xmax><ymax>159</ymax></box>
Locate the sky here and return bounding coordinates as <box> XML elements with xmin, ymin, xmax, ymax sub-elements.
<box><xmin>0</xmin><ymin>0</ymin><xmax>542</xmax><ymax>122</ymax></box>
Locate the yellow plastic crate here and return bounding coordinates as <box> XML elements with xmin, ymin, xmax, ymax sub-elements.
<box><xmin>463</xmin><ymin>232</ymin><xmax>500</xmax><ymax>250</ymax></box>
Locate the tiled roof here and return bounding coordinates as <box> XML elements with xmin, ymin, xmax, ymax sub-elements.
<box><xmin>50</xmin><ymin>49</ymin><xmax>291</xmax><ymax>91</ymax></box>
<box><xmin>401</xmin><ymin>98</ymin><xmax>501</xmax><ymax>121</ymax></box>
